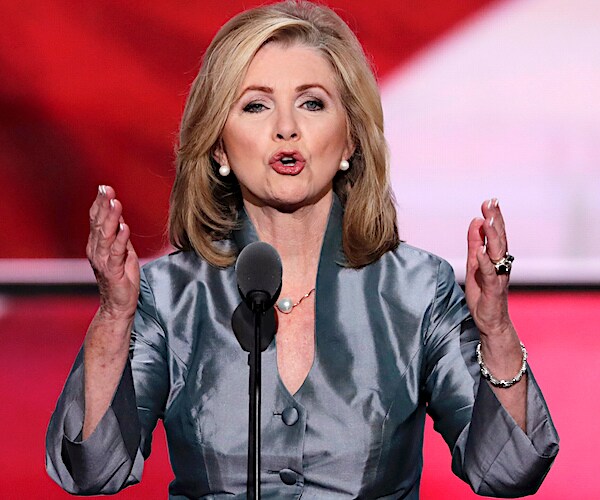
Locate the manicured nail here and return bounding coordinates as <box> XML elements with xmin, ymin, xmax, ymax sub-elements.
<box><xmin>482</xmin><ymin>244</ymin><xmax>487</xmax><ymax>255</ymax></box>
<box><xmin>119</xmin><ymin>222</ymin><xmax>124</xmax><ymax>232</ymax></box>
<box><xmin>493</xmin><ymin>198</ymin><xmax>499</xmax><ymax>208</ymax></box>
<box><xmin>98</xmin><ymin>185</ymin><xmax>106</xmax><ymax>196</ymax></box>
<box><xmin>110</xmin><ymin>199</ymin><xmax>115</xmax><ymax>209</ymax></box>
<box><xmin>490</xmin><ymin>216</ymin><xmax>494</xmax><ymax>227</ymax></box>
<box><xmin>487</xmin><ymin>199</ymin><xmax>493</xmax><ymax>209</ymax></box>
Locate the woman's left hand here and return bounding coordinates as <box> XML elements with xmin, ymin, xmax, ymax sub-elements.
<box><xmin>465</xmin><ymin>198</ymin><xmax>513</xmax><ymax>337</ymax></box>
<box><xmin>466</xmin><ymin>199</ymin><xmax>527</xmax><ymax>430</ymax></box>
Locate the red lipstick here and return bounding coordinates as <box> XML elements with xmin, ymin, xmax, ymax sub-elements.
<box><xmin>269</xmin><ymin>150</ymin><xmax>306</xmax><ymax>175</ymax></box>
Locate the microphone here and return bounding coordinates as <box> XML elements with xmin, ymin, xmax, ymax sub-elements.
<box><xmin>235</xmin><ymin>241</ymin><xmax>282</xmax><ymax>312</ymax></box>
<box><xmin>234</xmin><ymin>241</ymin><xmax>282</xmax><ymax>500</ymax></box>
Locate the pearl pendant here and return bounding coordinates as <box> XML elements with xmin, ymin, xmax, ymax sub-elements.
<box><xmin>277</xmin><ymin>297</ymin><xmax>294</xmax><ymax>314</ymax></box>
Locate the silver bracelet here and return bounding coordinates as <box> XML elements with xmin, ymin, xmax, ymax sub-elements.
<box><xmin>476</xmin><ymin>341</ymin><xmax>528</xmax><ymax>388</ymax></box>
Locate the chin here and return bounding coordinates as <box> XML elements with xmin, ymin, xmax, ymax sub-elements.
<box><xmin>242</xmin><ymin>179</ymin><xmax>333</xmax><ymax>213</ymax></box>
<box><xmin>269</xmin><ymin>187</ymin><xmax>331</xmax><ymax>213</ymax></box>
<box><xmin>269</xmin><ymin>195</ymin><xmax>310</xmax><ymax>213</ymax></box>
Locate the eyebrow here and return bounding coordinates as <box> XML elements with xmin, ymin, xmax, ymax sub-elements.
<box><xmin>238</xmin><ymin>83</ymin><xmax>333</xmax><ymax>98</ymax></box>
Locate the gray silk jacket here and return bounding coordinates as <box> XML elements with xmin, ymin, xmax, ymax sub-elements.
<box><xmin>46</xmin><ymin>197</ymin><xmax>559</xmax><ymax>498</ymax></box>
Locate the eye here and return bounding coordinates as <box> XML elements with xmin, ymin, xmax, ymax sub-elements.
<box><xmin>302</xmin><ymin>99</ymin><xmax>324</xmax><ymax>111</ymax></box>
<box><xmin>243</xmin><ymin>102</ymin><xmax>269</xmax><ymax>113</ymax></box>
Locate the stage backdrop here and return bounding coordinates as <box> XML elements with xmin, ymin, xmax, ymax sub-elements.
<box><xmin>1</xmin><ymin>0</ymin><xmax>598</xmax><ymax>284</ymax></box>
<box><xmin>1</xmin><ymin>1</ymin><xmax>599</xmax><ymax>499</ymax></box>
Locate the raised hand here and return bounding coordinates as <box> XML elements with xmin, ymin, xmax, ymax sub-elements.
<box><xmin>465</xmin><ymin>199</ymin><xmax>526</xmax><ymax>430</ymax></box>
<box><xmin>83</xmin><ymin>185</ymin><xmax>140</xmax><ymax>439</ymax></box>
<box><xmin>87</xmin><ymin>185</ymin><xmax>140</xmax><ymax>320</ymax></box>
<box><xmin>465</xmin><ymin>198</ymin><xmax>512</xmax><ymax>337</ymax></box>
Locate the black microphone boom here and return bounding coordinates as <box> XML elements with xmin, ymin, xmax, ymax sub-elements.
<box><xmin>236</xmin><ymin>241</ymin><xmax>282</xmax><ymax>312</ymax></box>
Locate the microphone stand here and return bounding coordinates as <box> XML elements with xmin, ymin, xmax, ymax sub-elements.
<box><xmin>248</xmin><ymin>293</ymin><xmax>268</xmax><ymax>500</ymax></box>
<box><xmin>235</xmin><ymin>241</ymin><xmax>282</xmax><ymax>500</ymax></box>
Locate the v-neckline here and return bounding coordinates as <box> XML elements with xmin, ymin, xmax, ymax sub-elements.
<box><xmin>232</xmin><ymin>194</ymin><xmax>344</xmax><ymax>400</ymax></box>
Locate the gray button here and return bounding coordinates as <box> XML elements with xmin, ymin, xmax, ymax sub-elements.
<box><xmin>279</xmin><ymin>468</ymin><xmax>297</xmax><ymax>485</ymax></box>
<box><xmin>282</xmin><ymin>407</ymin><xmax>299</xmax><ymax>426</ymax></box>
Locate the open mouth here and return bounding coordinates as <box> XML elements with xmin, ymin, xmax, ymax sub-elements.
<box><xmin>269</xmin><ymin>150</ymin><xmax>306</xmax><ymax>175</ymax></box>
<box><xmin>280</xmin><ymin>156</ymin><xmax>297</xmax><ymax>166</ymax></box>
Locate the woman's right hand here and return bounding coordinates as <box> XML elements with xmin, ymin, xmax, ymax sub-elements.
<box><xmin>87</xmin><ymin>185</ymin><xmax>140</xmax><ymax>321</ymax></box>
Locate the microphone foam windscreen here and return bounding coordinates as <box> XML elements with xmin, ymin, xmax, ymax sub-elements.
<box><xmin>235</xmin><ymin>241</ymin><xmax>282</xmax><ymax>300</ymax></box>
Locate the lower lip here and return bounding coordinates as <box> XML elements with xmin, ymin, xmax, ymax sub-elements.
<box><xmin>270</xmin><ymin>161</ymin><xmax>305</xmax><ymax>175</ymax></box>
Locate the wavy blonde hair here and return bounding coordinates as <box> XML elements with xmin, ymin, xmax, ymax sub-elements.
<box><xmin>169</xmin><ymin>0</ymin><xmax>399</xmax><ymax>267</ymax></box>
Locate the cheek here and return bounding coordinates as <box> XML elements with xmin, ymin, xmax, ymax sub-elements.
<box><xmin>222</xmin><ymin>123</ymin><xmax>261</xmax><ymax>160</ymax></box>
<box><xmin>314</xmin><ymin>120</ymin><xmax>349</xmax><ymax>157</ymax></box>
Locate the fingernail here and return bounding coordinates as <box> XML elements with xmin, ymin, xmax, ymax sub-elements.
<box><xmin>494</xmin><ymin>198</ymin><xmax>499</xmax><ymax>208</ymax></box>
<box><xmin>490</xmin><ymin>216</ymin><xmax>494</xmax><ymax>227</ymax></box>
<box><xmin>98</xmin><ymin>185</ymin><xmax>106</xmax><ymax>196</ymax></box>
<box><xmin>487</xmin><ymin>199</ymin><xmax>493</xmax><ymax>209</ymax></box>
<box><xmin>110</xmin><ymin>199</ymin><xmax>115</xmax><ymax>209</ymax></box>
<box><xmin>119</xmin><ymin>222</ymin><xmax>124</xmax><ymax>232</ymax></box>
<box><xmin>482</xmin><ymin>244</ymin><xmax>487</xmax><ymax>254</ymax></box>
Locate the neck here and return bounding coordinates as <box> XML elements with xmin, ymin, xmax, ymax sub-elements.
<box><xmin>242</xmin><ymin>191</ymin><xmax>332</xmax><ymax>292</ymax></box>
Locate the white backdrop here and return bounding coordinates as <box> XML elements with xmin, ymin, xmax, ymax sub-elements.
<box><xmin>383</xmin><ymin>0</ymin><xmax>600</xmax><ymax>283</ymax></box>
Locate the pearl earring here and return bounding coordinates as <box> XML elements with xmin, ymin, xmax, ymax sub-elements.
<box><xmin>218</xmin><ymin>164</ymin><xmax>231</xmax><ymax>177</ymax></box>
<box><xmin>339</xmin><ymin>159</ymin><xmax>350</xmax><ymax>171</ymax></box>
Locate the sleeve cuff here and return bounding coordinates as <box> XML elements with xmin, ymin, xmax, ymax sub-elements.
<box><xmin>54</xmin><ymin>357</ymin><xmax>141</xmax><ymax>494</ymax></box>
<box><xmin>462</xmin><ymin>370</ymin><xmax>559</xmax><ymax>496</ymax></box>
<box><xmin>62</xmin><ymin>403</ymin><xmax>131</xmax><ymax>493</ymax></box>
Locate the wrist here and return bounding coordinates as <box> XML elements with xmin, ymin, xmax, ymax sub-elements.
<box><xmin>478</xmin><ymin>320</ymin><xmax>515</xmax><ymax>341</ymax></box>
<box><xmin>96</xmin><ymin>303</ymin><xmax>136</xmax><ymax>325</ymax></box>
<box><xmin>478</xmin><ymin>323</ymin><xmax>526</xmax><ymax>380</ymax></box>
<box><xmin>477</xmin><ymin>340</ymin><xmax>527</xmax><ymax>388</ymax></box>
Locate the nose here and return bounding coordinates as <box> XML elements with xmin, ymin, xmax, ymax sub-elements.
<box><xmin>273</xmin><ymin>106</ymin><xmax>299</xmax><ymax>141</ymax></box>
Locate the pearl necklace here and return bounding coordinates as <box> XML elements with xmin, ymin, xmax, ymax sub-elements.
<box><xmin>276</xmin><ymin>288</ymin><xmax>316</xmax><ymax>314</ymax></box>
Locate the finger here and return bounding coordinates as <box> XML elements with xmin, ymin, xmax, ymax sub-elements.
<box><xmin>482</xmin><ymin>198</ymin><xmax>505</xmax><ymax>234</ymax></box>
<box><xmin>465</xmin><ymin>218</ymin><xmax>486</xmax><ymax>298</ymax></box>
<box><xmin>476</xmin><ymin>244</ymin><xmax>503</xmax><ymax>291</ymax></box>
<box><xmin>106</xmin><ymin>221</ymin><xmax>131</xmax><ymax>275</ymax></box>
<box><xmin>88</xmin><ymin>185</ymin><xmax>118</xmax><ymax>256</ymax></box>
<box><xmin>467</xmin><ymin>217</ymin><xmax>485</xmax><ymax>270</ymax></box>
<box><xmin>123</xmin><ymin>239</ymin><xmax>140</xmax><ymax>279</ymax></box>
<box><xmin>95</xmin><ymin>197</ymin><xmax>123</xmax><ymax>259</ymax></box>
<box><xmin>88</xmin><ymin>185</ymin><xmax>105</xmax><ymax>224</ymax></box>
<box><xmin>89</xmin><ymin>185</ymin><xmax>117</xmax><ymax>227</ymax></box>
<box><xmin>481</xmin><ymin>216</ymin><xmax>506</xmax><ymax>263</ymax></box>
<box><xmin>481</xmin><ymin>198</ymin><xmax>507</xmax><ymax>253</ymax></box>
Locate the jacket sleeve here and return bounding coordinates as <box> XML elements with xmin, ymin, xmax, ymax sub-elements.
<box><xmin>45</xmin><ymin>268</ymin><xmax>170</xmax><ymax>495</ymax></box>
<box><xmin>423</xmin><ymin>259</ymin><xmax>559</xmax><ymax>497</ymax></box>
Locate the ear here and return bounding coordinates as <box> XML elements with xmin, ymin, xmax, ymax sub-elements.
<box><xmin>212</xmin><ymin>141</ymin><xmax>229</xmax><ymax>166</ymax></box>
<box><xmin>343</xmin><ymin>136</ymin><xmax>356</xmax><ymax>162</ymax></box>
<box><xmin>342</xmin><ymin>118</ymin><xmax>356</xmax><ymax>161</ymax></box>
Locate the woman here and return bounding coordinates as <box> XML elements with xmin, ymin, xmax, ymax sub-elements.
<box><xmin>46</xmin><ymin>1</ymin><xmax>558</xmax><ymax>498</ymax></box>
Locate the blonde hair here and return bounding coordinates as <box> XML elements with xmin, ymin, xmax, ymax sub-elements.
<box><xmin>169</xmin><ymin>0</ymin><xmax>399</xmax><ymax>267</ymax></box>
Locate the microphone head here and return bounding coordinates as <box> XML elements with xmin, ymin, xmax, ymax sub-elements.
<box><xmin>235</xmin><ymin>241</ymin><xmax>282</xmax><ymax>310</ymax></box>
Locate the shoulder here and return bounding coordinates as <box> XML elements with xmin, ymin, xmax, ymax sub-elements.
<box><xmin>378</xmin><ymin>242</ymin><xmax>457</xmax><ymax>285</ymax></box>
<box><xmin>141</xmin><ymin>250</ymin><xmax>205</xmax><ymax>279</ymax></box>
<box><xmin>136</xmin><ymin>249</ymin><xmax>237</xmax><ymax>326</ymax></box>
<box><xmin>139</xmin><ymin>249</ymin><xmax>234</xmax><ymax>301</ymax></box>
<box><xmin>340</xmin><ymin>243</ymin><xmax>460</xmax><ymax>320</ymax></box>
<box><xmin>140</xmin><ymin>248</ymin><xmax>230</xmax><ymax>282</ymax></box>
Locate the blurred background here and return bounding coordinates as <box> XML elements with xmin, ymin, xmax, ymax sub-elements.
<box><xmin>1</xmin><ymin>0</ymin><xmax>598</xmax><ymax>498</ymax></box>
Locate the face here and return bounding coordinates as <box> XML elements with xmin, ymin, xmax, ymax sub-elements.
<box><xmin>216</xmin><ymin>43</ymin><xmax>353</xmax><ymax>211</ymax></box>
